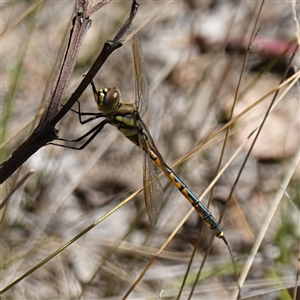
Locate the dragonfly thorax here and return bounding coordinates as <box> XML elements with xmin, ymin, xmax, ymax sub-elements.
<box><xmin>95</xmin><ymin>86</ymin><xmax>121</xmax><ymax>113</ymax></box>
<box><xmin>111</xmin><ymin>102</ymin><xmax>141</xmax><ymax>146</ymax></box>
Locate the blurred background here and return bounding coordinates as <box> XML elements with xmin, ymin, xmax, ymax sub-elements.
<box><xmin>1</xmin><ymin>1</ymin><xmax>299</xmax><ymax>299</ymax></box>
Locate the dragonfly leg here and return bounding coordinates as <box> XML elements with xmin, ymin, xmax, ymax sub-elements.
<box><xmin>91</xmin><ymin>80</ymin><xmax>98</xmax><ymax>102</ymax></box>
<box><xmin>69</xmin><ymin>100</ymin><xmax>104</xmax><ymax>124</ymax></box>
<box><xmin>49</xmin><ymin>119</ymin><xmax>108</xmax><ymax>150</ymax></box>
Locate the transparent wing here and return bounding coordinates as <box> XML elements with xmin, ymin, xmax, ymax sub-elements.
<box><xmin>132</xmin><ymin>35</ymin><xmax>149</xmax><ymax>118</ymax></box>
<box><xmin>143</xmin><ymin>149</ymin><xmax>163</xmax><ymax>226</ymax></box>
<box><xmin>139</xmin><ymin>117</ymin><xmax>170</xmax><ymax>179</ymax></box>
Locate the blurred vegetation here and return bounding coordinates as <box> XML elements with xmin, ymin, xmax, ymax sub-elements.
<box><xmin>1</xmin><ymin>1</ymin><xmax>299</xmax><ymax>299</ymax></box>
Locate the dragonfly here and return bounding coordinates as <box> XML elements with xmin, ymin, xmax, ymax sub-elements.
<box><xmin>54</xmin><ymin>36</ymin><xmax>227</xmax><ymax>244</ymax></box>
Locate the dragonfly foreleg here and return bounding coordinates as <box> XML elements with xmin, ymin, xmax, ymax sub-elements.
<box><xmin>69</xmin><ymin>100</ymin><xmax>104</xmax><ymax>124</ymax></box>
<box><xmin>91</xmin><ymin>80</ymin><xmax>98</xmax><ymax>102</ymax></box>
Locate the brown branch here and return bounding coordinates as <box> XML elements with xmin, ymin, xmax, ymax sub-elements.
<box><xmin>0</xmin><ymin>0</ymin><xmax>140</xmax><ymax>184</ymax></box>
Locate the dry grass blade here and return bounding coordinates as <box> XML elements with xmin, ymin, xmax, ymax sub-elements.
<box><xmin>0</xmin><ymin>169</ymin><xmax>35</xmax><ymax>210</ymax></box>
<box><xmin>0</xmin><ymin>0</ymin><xmax>43</xmax><ymax>38</ymax></box>
<box><xmin>234</xmin><ymin>148</ymin><xmax>300</xmax><ymax>299</ymax></box>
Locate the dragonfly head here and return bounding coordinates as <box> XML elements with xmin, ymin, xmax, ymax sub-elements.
<box><xmin>95</xmin><ymin>86</ymin><xmax>121</xmax><ymax>113</ymax></box>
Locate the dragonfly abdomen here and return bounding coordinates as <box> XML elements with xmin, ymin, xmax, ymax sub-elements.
<box><xmin>147</xmin><ymin>144</ymin><xmax>224</xmax><ymax>239</ymax></box>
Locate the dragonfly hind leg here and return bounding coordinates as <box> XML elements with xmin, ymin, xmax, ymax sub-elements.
<box><xmin>48</xmin><ymin>119</ymin><xmax>108</xmax><ymax>150</ymax></box>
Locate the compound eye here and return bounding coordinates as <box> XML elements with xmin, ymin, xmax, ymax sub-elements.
<box><xmin>103</xmin><ymin>87</ymin><xmax>120</xmax><ymax>112</ymax></box>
